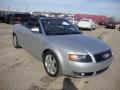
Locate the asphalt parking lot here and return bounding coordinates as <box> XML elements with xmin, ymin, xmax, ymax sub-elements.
<box><xmin>0</xmin><ymin>23</ymin><xmax>120</xmax><ymax>90</ymax></box>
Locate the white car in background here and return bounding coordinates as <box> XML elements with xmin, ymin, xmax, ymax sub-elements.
<box><xmin>78</xmin><ymin>19</ymin><xmax>96</xmax><ymax>30</ymax></box>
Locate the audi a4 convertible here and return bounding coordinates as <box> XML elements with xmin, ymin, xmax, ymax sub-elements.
<box><xmin>12</xmin><ymin>17</ymin><xmax>113</xmax><ymax>77</ymax></box>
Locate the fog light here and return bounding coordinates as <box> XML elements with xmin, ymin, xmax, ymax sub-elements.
<box><xmin>81</xmin><ymin>73</ymin><xmax>85</xmax><ymax>76</ymax></box>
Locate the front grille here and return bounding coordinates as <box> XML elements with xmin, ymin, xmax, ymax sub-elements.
<box><xmin>79</xmin><ymin>55</ymin><xmax>92</xmax><ymax>62</ymax></box>
<box><xmin>94</xmin><ymin>50</ymin><xmax>112</xmax><ymax>62</ymax></box>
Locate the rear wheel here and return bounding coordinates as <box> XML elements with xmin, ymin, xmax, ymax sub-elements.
<box><xmin>13</xmin><ymin>34</ymin><xmax>21</xmax><ymax>48</ymax></box>
<box><xmin>43</xmin><ymin>51</ymin><xmax>59</xmax><ymax>77</ymax></box>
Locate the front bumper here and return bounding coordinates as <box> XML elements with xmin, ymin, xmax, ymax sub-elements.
<box><xmin>62</xmin><ymin>57</ymin><xmax>112</xmax><ymax>77</ymax></box>
<box><xmin>79</xmin><ymin>26</ymin><xmax>91</xmax><ymax>29</ymax></box>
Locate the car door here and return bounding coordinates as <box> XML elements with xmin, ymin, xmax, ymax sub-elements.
<box><xmin>20</xmin><ymin>20</ymin><xmax>45</xmax><ymax>59</ymax></box>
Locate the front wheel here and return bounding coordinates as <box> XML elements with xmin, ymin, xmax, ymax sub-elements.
<box><xmin>43</xmin><ymin>51</ymin><xmax>59</xmax><ymax>77</ymax></box>
<box><xmin>13</xmin><ymin>34</ymin><xmax>21</xmax><ymax>48</ymax></box>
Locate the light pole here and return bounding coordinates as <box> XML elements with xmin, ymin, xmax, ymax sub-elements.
<box><xmin>7</xmin><ymin>5</ymin><xmax>10</xmax><ymax>12</ymax></box>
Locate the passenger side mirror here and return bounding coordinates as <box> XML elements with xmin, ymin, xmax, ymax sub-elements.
<box><xmin>31</xmin><ymin>27</ymin><xmax>39</xmax><ymax>32</ymax></box>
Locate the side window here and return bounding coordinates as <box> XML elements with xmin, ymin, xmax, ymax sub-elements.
<box><xmin>21</xmin><ymin>20</ymin><xmax>31</xmax><ymax>30</ymax></box>
<box><xmin>34</xmin><ymin>20</ymin><xmax>42</xmax><ymax>33</ymax></box>
<box><xmin>27</xmin><ymin>19</ymin><xmax>35</xmax><ymax>29</ymax></box>
<box><xmin>22</xmin><ymin>19</ymin><xmax>42</xmax><ymax>33</ymax></box>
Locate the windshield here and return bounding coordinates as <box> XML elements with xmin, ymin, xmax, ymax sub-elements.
<box><xmin>41</xmin><ymin>19</ymin><xmax>82</xmax><ymax>35</ymax></box>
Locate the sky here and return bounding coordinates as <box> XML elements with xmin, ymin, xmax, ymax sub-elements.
<box><xmin>0</xmin><ymin>0</ymin><xmax>120</xmax><ymax>18</ymax></box>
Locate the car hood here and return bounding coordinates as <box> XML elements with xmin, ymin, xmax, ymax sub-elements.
<box><xmin>46</xmin><ymin>34</ymin><xmax>111</xmax><ymax>54</ymax></box>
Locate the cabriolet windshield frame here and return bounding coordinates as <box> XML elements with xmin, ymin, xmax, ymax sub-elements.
<box><xmin>41</xmin><ymin>19</ymin><xmax>82</xmax><ymax>36</ymax></box>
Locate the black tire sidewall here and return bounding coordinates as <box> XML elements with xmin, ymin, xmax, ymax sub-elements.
<box><xmin>13</xmin><ymin>35</ymin><xmax>20</xmax><ymax>48</ymax></box>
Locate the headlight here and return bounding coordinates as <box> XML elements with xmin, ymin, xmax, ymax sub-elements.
<box><xmin>69</xmin><ymin>54</ymin><xmax>92</xmax><ymax>62</ymax></box>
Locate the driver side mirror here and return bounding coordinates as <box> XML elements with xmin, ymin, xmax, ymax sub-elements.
<box><xmin>31</xmin><ymin>27</ymin><xmax>39</xmax><ymax>32</ymax></box>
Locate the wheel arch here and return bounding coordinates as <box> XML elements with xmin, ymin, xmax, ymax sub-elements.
<box><xmin>42</xmin><ymin>48</ymin><xmax>63</xmax><ymax>76</ymax></box>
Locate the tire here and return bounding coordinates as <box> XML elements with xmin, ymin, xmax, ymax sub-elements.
<box><xmin>90</xmin><ymin>28</ymin><xmax>92</xmax><ymax>31</ymax></box>
<box><xmin>89</xmin><ymin>26</ymin><xmax>93</xmax><ymax>31</ymax></box>
<box><xmin>43</xmin><ymin>51</ymin><xmax>59</xmax><ymax>77</ymax></box>
<box><xmin>13</xmin><ymin>34</ymin><xmax>21</xmax><ymax>48</ymax></box>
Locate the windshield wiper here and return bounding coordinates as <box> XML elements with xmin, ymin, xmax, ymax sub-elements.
<box><xmin>70</xmin><ymin>32</ymin><xmax>82</xmax><ymax>34</ymax></box>
<box><xmin>53</xmin><ymin>32</ymin><xmax>69</xmax><ymax>35</ymax></box>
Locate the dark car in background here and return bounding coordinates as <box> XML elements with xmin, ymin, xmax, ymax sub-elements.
<box><xmin>105</xmin><ymin>20</ymin><xmax>118</xmax><ymax>29</ymax></box>
<box><xmin>12</xmin><ymin>13</ymin><xmax>32</xmax><ymax>24</ymax></box>
<box><xmin>4</xmin><ymin>13</ymin><xmax>32</xmax><ymax>24</ymax></box>
<box><xmin>0</xmin><ymin>13</ymin><xmax>5</xmax><ymax>22</ymax></box>
<box><xmin>97</xmin><ymin>21</ymin><xmax>106</xmax><ymax>26</ymax></box>
<box><xmin>4</xmin><ymin>14</ymin><xmax>13</xmax><ymax>24</ymax></box>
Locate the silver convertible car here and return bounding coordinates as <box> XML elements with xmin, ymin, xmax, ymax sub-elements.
<box><xmin>12</xmin><ymin>17</ymin><xmax>113</xmax><ymax>77</ymax></box>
